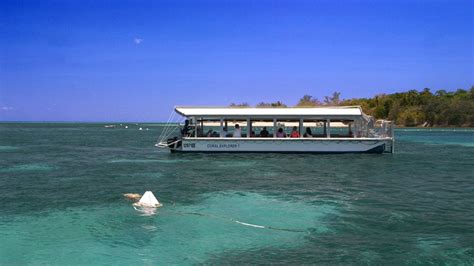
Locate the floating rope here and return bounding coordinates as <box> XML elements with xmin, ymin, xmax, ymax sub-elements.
<box><xmin>170</xmin><ymin>210</ymin><xmax>306</xmax><ymax>233</ymax></box>
<box><xmin>235</xmin><ymin>220</ymin><xmax>265</xmax><ymax>229</ymax></box>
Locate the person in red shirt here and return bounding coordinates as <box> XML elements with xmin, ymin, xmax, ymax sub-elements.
<box><xmin>290</xmin><ymin>126</ymin><xmax>300</xmax><ymax>138</ymax></box>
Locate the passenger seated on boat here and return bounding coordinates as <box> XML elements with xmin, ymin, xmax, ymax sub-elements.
<box><xmin>233</xmin><ymin>124</ymin><xmax>242</xmax><ymax>137</ymax></box>
<box><xmin>290</xmin><ymin>126</ymin><xmax>300</xmax><ymax>138</ymax></box>
<box><xmin>250</xmin><ymin>130</ymin><xmax>256</xmax><ymax>137</ymax></box>
<box><xmin>206</xmin><ymin>129</ymin><xmax>213</xmax><ymax>137</ymax></box>
<box><xmin>220</xmin><ymin>127</ymin><xmax>228</xmax><ymax>138</ymax></box>
<box><xmin>259</xmin><ymin>127</ymin><xmax>269</xmax><ymax>137</ymax></box>
<box><xmin>304</xmin><ymin>127</ymin><xmax>313</xmax><ymax>137</ymax></box>
<box><xmin>211</xmin><ymin>131</ymin><xmax>219</xmax><ymax>137</ymax></box>
<box><xmin>276</xmin><ymin>127</ymin><xmax>286</xmax><ymax>138</ymax></box>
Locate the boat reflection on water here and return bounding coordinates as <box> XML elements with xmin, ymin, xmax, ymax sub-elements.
<box><xmin>133</xmin><ymin>206</ymin><xmax>159</xmax><ymax>216</ymax></box>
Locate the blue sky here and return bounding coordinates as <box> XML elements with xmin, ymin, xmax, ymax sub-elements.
<box><xmin>0</xmin><ymin>0</ymin><xmax>472</xmax><ymax>121</ymax></box>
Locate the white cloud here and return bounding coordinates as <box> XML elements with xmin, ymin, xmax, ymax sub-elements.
<box><xmin>134</xmin><ymin>38</ymin><xmax>143</xmax><ymax>44</ymax></box>
<box><xmin>1</xmin><ymin>106</ymin><xmax>13</xmax><ymax>111</ymax></box>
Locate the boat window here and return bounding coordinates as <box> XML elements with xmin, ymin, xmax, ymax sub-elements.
<box><xmin>328</xmin><ymin>120</ymin><xmax>354</xmax><ymax>138</ymax></box>
<box><xmin>302</xmin><ymin>120</ymin><xmax>326</xmax><ymax>137</ymax></box>
<box><xmin>224</xmin><ymin>120</ymin><xmax>250</xmax><ymax>138</ymax></box>
<box><xmin>194</xmin><ymin>119</ymin><xmax>221</xmax><ymax>137</ymax></box>
<box><xmin>251</xmin><ymin>120</ymin><xmax>274</xmax><ymax>137</ymax></box>
<box><xmin>192</xmin><ymin>119</ymin><xmax>356</xmax><ymax>138</ymax></box>
<box><xmin>272</xmin><ymin>120</ymin><xmax>301</xmax><ymax>138</ymax></box>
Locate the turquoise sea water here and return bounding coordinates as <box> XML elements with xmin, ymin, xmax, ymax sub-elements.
<box><xmin>0</xmin><ymin>123</ymin><xmax>473</xmax><ymax>264</ymax></box>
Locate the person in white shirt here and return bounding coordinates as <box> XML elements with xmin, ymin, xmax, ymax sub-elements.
<box><xmin>220</xmin><ymin>127</ymin><xmax>228</xmax><ymax>138</ymax></box>
<box><xmin>233</xmin><ymin>124</ymin><xmax>241</xmax><ymax>138</ymax></box>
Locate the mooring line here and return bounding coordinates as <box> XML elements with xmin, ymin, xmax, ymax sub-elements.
<box><xmin>169</xmin><ymin>210</ymin><xmax>306</xmax><ymax>233</ymax></box>
<box><xmin>234</xmin><ymin>220</ymin><xmax>265</xmax><ymax>228</ymax></box>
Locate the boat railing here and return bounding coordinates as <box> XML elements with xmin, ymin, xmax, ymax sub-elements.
<box><xmin>370</xmin><ymin>120</ymin><xmax>394</xmax><ymax>138</ymax></box>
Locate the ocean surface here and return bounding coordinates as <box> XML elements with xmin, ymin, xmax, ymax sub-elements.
<box><xmin>0</xmin><ymin>123</ymin><xmax>473</xmax><ymax>264</ymax></box>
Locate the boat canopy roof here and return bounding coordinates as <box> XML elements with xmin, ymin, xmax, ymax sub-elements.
<box><xmin>175</xmin><ymin>106</ymin><xmax>367</xmax><ymax>120</ymax></box>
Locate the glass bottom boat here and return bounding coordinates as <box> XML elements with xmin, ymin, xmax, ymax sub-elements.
<box><xmin>157</xmin><ymin>106</ymin><xmax>394</xmax><ymax>154</ymax></box>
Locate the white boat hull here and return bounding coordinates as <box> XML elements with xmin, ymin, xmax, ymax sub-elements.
<box><xmin>171</xmin><ymin>138</ymin><xmax>393</xmax><ymax>153</ymax></box>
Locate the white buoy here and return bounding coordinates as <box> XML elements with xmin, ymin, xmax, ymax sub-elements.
<box><xmin>139</xmin><ymin>127</ymin><xmax>143</xmax><ymax>130</ymax></box>
<box><xmin>133</xmin><ymin>191</ymin><xmax>162</xmax><ymax>208</ymax></box>
<box><xmin>125</xmin><ymin>126</ymin><xmax>128</xmax><ymax>129</ymax></box>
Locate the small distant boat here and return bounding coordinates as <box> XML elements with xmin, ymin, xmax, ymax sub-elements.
<box><xmin>157</xmin><ymin>106</ymin><xmax>395</xmax><ymax>154</ymax></box>
<box><xmin>104</xmin><ymin>125</ymin><xmax>116</xmax><ymax>128</ymax></box>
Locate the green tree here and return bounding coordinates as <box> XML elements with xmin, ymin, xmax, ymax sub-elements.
<box><xmin>323</xmin><ymin>92</ymin><xmax>341</xmax><ymax>105</ymax></box>
<box><xmin>296</xmin><ymin>95</ymin><xmax>321</xmax><ymax>106</ymax></box>
<box><xmin>256</xmin><ymin>101</ymin><xmax>287</xmax><ymax>108</ymax></box>
<box><xmin>229</xmin><ymin>102</ymin><xmax>250</xmax><ymax>107</ymax></box>
<box><xmin>247</xmin><ymin>86</ymin><xmax>474</xmax><ymax>127</ymax></box>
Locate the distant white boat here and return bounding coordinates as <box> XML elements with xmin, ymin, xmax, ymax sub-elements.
<box><xmin>157</xmin><ymin>106</ymin><xmax>394</xmax><ymax>154</ymax></box>
<box><xmin>104</xmin><ymin>125</ymin><xmax>116</xmax><ymax>128</ymax></box>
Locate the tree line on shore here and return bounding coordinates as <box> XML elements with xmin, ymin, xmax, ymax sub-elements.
<box><xmin>229</xmin><ymin>86</ymin><xmax>474</xmax><ymax>127</ymax></box>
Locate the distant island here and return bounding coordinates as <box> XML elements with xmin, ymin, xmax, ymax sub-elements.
<box><xmin>230</xmin><ymin>86</ymin><xmax>474</xmax><ymax>127</ymax></box>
